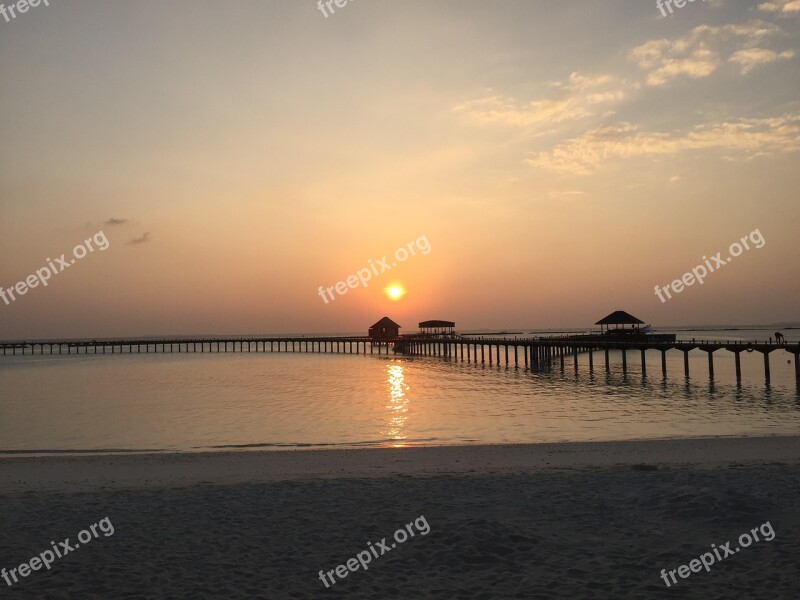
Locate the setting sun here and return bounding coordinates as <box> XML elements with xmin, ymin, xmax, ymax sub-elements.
<box><xmin>385</xmin><ymin>285</ymin><xmax>406</xmax><ymax>301</ymax></box>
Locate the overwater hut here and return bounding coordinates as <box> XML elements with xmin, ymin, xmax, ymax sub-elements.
<box><xmin>369</xmin><ymin>317</ymin><xmax>401</xmax><ymax>341</ymax></box>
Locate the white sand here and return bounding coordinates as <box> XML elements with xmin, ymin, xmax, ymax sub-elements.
<box><xmin>1</xmin><ymin>437</ymin><xmax>798</xmax><ymax>598</ymax></box>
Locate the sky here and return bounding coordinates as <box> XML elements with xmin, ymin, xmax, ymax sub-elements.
<box><xmin>1</xmin><ymin>0</ymin><xmax>798</xmax><ymax>339</ymax></box>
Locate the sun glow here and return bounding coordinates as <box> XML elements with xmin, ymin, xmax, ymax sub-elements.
<box><xmin>385</xmin><ymin>285</ymin><xmax>405</xmax><ymax>300</ymax></box>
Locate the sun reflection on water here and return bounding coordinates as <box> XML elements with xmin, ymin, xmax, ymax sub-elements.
<box><xmin>383</xmin><ymin>363</ymin><xmax>411</xmax><ymax>447</ymax></box>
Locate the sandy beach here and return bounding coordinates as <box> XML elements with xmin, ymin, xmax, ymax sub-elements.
<box><xmin>1</xmin><ymin>437</ymin><xmax>799</xmax><ymax>598</ymax></box>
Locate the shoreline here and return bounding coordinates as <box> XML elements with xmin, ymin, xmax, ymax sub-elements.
<box><xmin>2</xmin><ymin>435</ymin><xmax>798</xmax><ymax>495</ymax></box>
<box><xmin>1</xmin><ymin>430</ymin><xmax>795</xmax><ymax>456</ymax></box>
<box><xmin>1</xmin><ymin>430</ymin><xmax>798</xmax><ymax>459</ymax></box>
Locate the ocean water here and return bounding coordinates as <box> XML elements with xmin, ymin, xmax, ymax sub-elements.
<box><xmin>0</xmin><ymin>329</ymin><xmax>798</xmax><ymax>454</ymax></box>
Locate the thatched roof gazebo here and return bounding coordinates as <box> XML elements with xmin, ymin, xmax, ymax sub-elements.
<box><xmin>595</xmin><ymin>311</ymin><xmax>644</xmax><ymax>334</ymax></box>
<box><xmin>419</xmin><ymin>320</ymin><xmax>455</xmax><ymax>335</ymax></box>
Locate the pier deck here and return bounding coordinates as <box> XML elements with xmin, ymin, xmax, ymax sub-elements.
<box><xmin>1</xmin><ymin>334</ymin><xmax>797</xmax><ymax>382</ymax></box>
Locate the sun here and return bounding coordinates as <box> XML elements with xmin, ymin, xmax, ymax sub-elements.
<box><xmin>385</xmin><ymin>285</ymin><xmax>406</xmax><ymax>301</ymax></box>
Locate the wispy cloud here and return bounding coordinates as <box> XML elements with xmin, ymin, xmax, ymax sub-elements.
<box><xmin>758</xmin><ymin>0</ymin><xmax>800</xmax><ymax>15</ymax></box>
<box><xmin>128</xmin><ymin>232</ymin><xmax>152</xmax><ymax>245</ymax></box>
<box><xmin>729</xmin><ymin>47</ymin><xmax>795</xmax><ymax>73</ymax></box>
<box><xmin>630</xmin><ymin>21</ymin><xmax>787</xmax><ymax>85</ymax></box>
<box><xmin>453</xmin><ymin>73</ymin><xmax>630</xmax><ymax>129</ymax></box>
<box><xmin>548</xmin><ymin>190</ymin><xmax>586</xmax><ymax>199</ymax></box>
<box><xmin>527</xmin><ymin>114</ymin><xmax>800</xmax><ymax>175</ymax></box>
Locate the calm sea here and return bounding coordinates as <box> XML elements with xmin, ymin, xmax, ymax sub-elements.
<box><xmin>1</xmin><ymin>328</ymin><xmax>798</xmax><ymax>454</ymax></box>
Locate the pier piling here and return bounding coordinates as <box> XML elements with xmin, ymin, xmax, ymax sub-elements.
<box><xmin>641</xmin><ymin>349</ymin><xmax>646</xmax><ymax>375</ymax></box>
<box><xmin>2</xmin><ymin>334</ymin><xmax>796</xmax><ymax>384</ymax></box>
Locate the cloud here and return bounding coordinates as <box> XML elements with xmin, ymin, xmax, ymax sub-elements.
<box><xmin>527</xmin><ymin>114</ymin><xmax>800</xmax><ymax>175</ymax></box>
<box><xmin>105</xmin><ymin>217</ymin><xmax>129</xmax><ymax>225</ymax></box>
<box><xmin>548</xmin><ymin>190</ymin><xmax>586</xmax><ymax>199</ymax></box>
<box><xmin>453</xmin><ymin>73</ymin><xmax>630</xmax><ymax>129</ymax></box>
<box><xmin>758</xmin><ymin>0</ymin><xmax>800</xmax><ymax>15</ymax></box>
<box><xmin>729</xmin><ymin>47</ymin><xmax>795</xmax><ymax>73</ymax></box>
<box><xmin>128</xmin><ymin>232</ymin><xmax>152</xmax><ymax>245</ymax></box>
<box><xmin>455</xmin><ymin>18</ymin><xmax>797</xmax><ymax>178</ymax></box>
<box><xmin>630</xmin><ymin>21</ymin><xmax>787</xmax><ymax>85</ymax></box>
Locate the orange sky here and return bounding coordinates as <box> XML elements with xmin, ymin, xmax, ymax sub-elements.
<box><xmin>1</xmin><ymin>1</ymin><xmax>798</xmax><ymax>338</ymax></box>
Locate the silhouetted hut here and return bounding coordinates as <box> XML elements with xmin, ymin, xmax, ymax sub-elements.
<box><xmin>419</xmin><ymin>320</ymin><xmax>456</xmax><ymax>335</ymax></box>
<box><xmin>596</xmin><ymin>311</ymin><xmax>644</xmax><ymax>335</ymax></box>
<box><xmin>369</xmin><ymin>317</ymin><xmax>401</xmax><ymax>341</ymax></box>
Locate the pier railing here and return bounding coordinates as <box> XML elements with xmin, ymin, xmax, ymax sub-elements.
<box><xmin>0</xmin><ymin>337</ymin><xmax>394</xmax><ymax>357</ymax></box>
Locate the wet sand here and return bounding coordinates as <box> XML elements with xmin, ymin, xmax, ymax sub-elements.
<box><xmin>2</xmin><ymin>435</ymin><xmax>799</xmax><ymax>494</ymax></box>
<box><xmin>1</xmin><ymin>437</ymin><xmax>798</xmax><ymax>598</ymax></box>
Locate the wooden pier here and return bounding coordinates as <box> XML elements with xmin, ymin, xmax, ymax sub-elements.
<box><xmin>399</xmin><ymin>334</ymin><xmax>799</xmax><ymax>383</ymax></box>
<box><xmin>1</xmin><ymin>334</ymin><xmax>798</xmax><ymax>383</ymax></box>
<box><xmin>0</xmin><ymin>337</ymin><xmax>395</xmax><ymax>356</ymax></box>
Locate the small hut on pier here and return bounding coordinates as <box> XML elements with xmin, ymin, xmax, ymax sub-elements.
<box><xmin>419</xmin><ymin>320</ymin><xmax>456</xmax><ymax>335</ymax></box>
<box><xmin>369</xmin><ymin>317</ymin><xmax>401</xmax><ymax>341</ymax></box>
<box><xmin>596</xmin><ymin>311</ymin><xmax>644</xmax><ymax>335</ymax></box>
